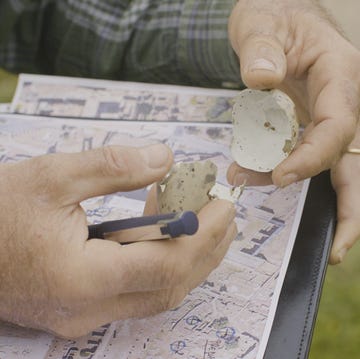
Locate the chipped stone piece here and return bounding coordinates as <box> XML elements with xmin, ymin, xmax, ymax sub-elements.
<box><xmin>157</xmin><ymin>160</ymin><xmax>245</xmax><ymax>213</ymax></box>
<box><xmin>231</xmin><ymin>89</ymin><xmax>299</xmax><ymax>172</ymax></box>
<box><xmin>157</xmin><ymin>160</ymin><xmax>217</xmax><ymax>214</ymax></box>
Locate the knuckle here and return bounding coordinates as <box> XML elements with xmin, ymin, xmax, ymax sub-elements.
<box><xmin>135</xmin><ymin>290</ymin><xmax>186</xmax><ymax>318</ymax></box>
<box><xmin>157</xmin><ymin>288</ymin><xmax>188</xmax><ymax>313</ymax></box>
<box><xmin>333</xmin><ymin>122</ymin><xmax>350</xmax><ymax>148</ymax></box>
<box><xmin>99</xmin><ymin>146</ymin><xmax>131</xmax><ymax>178</ymax></box>
<box><xmin>168</xmin><ymin>288</ymin><xmax>188</xmax><ymax>309</ymax></box>
<box><xmin>30</xmin><ymin>155</ymin><xmax>53</xmax><ymax>174</ymax></box>
<box><xmin>28</xmin><ymin>156</ymin><xmax>57</xmax><ymax>188</ymax></box>
<box><xmin>208</xmin><ymin>223</ymin><xmax>227</xmax><ymax>250</ymax></box>
<box><xmin>301</xmin><ymin>142</ymin><xmax>327</xmax><ymax>174</ymax></box>
<box><xmin>212</xmin><ymin>240</ymin><xmax>228</xmax><ymax>263</ymax></box>
<box><xmin>159</xmin><ymin>254</ymin><xmax>190</xmax><ymax>287</ymax></box>
<box><xmin>212</xmin><ymin>242</ymin><xmax>230</xmax><ymax>268</ymax></box>
<box><xmin>209</xmin><ymin>224</ymin><xmax>236</xmax><ymax>267</ymax></box>
<box><xmin>24</xmin><ymin>155</ymin><xmax>60</xmax><ymax>200</ymax></box>
<box><xmin>205</xmin><ymin>245</ymin><xmax>227</xmax><ymax>273</ymax></box>
<box><xmin>49</xmin><ymin>320</ymin><xmax>89</xmax><ymax>339</ymax></box>
<box><xmin>341</xmin><ymin>121</ymin><xmax>356</xmax><ymax>147</ymax></box>
<box><xmin>50</xmin><ymin>268</ymin><xmax>91</xmax><ymax>304</ymax></box>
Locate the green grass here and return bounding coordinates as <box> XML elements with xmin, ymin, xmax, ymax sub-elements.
<box><xmin>310</xmin><ymin>243</ymin><xmax>360</xmax><ymax>358</ymax></box>
<box><xmin>0</xmin><ymin>68</ymin><xmax>17</xmax><ymax>102</ymax></box>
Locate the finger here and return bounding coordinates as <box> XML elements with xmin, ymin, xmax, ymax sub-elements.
<box><xmin>272</xmin><ymin>82</ymin><xmax>357</xmax><ymax>186</ymax></box>
<box><xmin>273</xmin><ymin>50</ymin><xmax>359</xmax><ymax>186</ymax></box>
<box><xmin>26</xmin><ymin>144</ymin><xmax>173</xmax><ymax>204</ymax></box>
<box><xmin>227</xmin><ymin>162</ymin><xmax>273</xmax><ymax>186</ymax></box>
<box><xmin>50</xmin><ymin>222</ymin><xmax>238</xmax><ymax>338</ymax></box>
<box><xmin>143</xmin><ymin>184</ymin><xmax>158</xmax><ymax>215</ymax></box>
<box><xmin>187</xmin><ymin>221</ymin><xmax>238</xmax><ymax>290</ymax></box>
<box><xmin>330</xmin><ymin>219</ymin><xmax>360</xmax><ymax>265</ymax></box>
<box><xmin>64</xmin><ymin>200</ymin><xmax>236</xmax><ymax>301</ymax></box>
<box><xmin>330</xmin><ymin>155</ymin><xmax>360</xmax><ymax>264</ymax></box>
<box><xmin>229</xmin><ymin>2</ymin><xmax>287</xmax><ymax>89</ymax></box>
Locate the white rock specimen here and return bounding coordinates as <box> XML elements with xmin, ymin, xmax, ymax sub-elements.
<box><xmin>157</xmin><ymin>161</ymin><xmax>217</xmax><ymax>214</ymax></box>
<box><xmin>231</xmin><ymin>89</ymin><xmax>299</xmax><ymax>172</ymax></box>
<box><xmin>157</xmin><ymin>161</ymin><xmax>243</xmax><ymax>214</ymax></box>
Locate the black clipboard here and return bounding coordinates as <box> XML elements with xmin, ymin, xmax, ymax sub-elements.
<box><xmin>264</xmin><ymin>170</ymin><xmax>337</xmax><ymax>358</ymax></box>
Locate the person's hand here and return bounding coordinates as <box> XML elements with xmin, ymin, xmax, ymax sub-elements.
<box><xmin>228</xmin><ymin>0</ymin><xmax>360</xmax><ymax>263</ymax></box>
<box><xmin>0</xmin><ymin>144</ymin><xmax>237</xmax><ymax>338</ymax></box>
<box><xmin>227</xmin><ymin>125</ymin><xmax>360</xmax><ymax>265</ymax></box>
<box><xmin>330</xmin><ymin>125</ymin><xmax>360</xmax><ymax>264</ymax></box>
<box><xmin>229</xmin><ymin>0</ymin><xmax>360</xmax><ymax>187</ymax></box>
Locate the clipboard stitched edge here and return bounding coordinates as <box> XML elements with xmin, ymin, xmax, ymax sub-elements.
<box><xmin>264</xmin><ymin>170</ymin><xmax>337</xmax><ymax>359</ymax></box>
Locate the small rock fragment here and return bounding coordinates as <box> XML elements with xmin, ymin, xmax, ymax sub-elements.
<box><xmin>208</xmin><ymin>183</ymin><xmax>245</xmax><ymax>203</ymax></box>
<box><xmin>157</xmin><ymin>161</ymin><xmax>244</xmax><ymax>213</ymax></box>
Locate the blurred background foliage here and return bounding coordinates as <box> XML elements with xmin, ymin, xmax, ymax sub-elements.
<box><xmin>310</xmin><ymin>244</ymin><xmax>360</xmax><ymax>358</ymax></box>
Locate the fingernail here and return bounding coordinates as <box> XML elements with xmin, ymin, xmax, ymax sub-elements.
<box><xmin>233</xmin><ymin>173</ymin><xmax>250</xmax><ymax>186</ymax></box>
<box><xmin>280</xmin><ymin>173</ymin><xmax>298</xmax><ymax>188</ymax></box>
<box><xmin>249</xmin><ymin>58</ymin><xmax>277</xmax><ymax>72</ymax></box>
<box><xmin>337</xmin><ymin>248</ymin><xmax>348</xmax><ymax>263</ymax></box>
<box><xmin>141</xmin><ymin>144</ymin><xmax>170</xmax><ymax>169</ymax></box>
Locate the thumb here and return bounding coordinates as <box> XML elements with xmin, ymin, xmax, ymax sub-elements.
<box><xmin>27</xmin><ymin>143</ymin><xmax>173</xmax><ymax>204</ymax></box>
<box><xmin>229</xmin><ymin>3</ymin><xmax>287</xmax><ymax>89</ymax></box>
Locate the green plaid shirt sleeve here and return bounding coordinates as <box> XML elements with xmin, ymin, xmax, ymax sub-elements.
<box><xmin>0</xmin><ymin>0</ymin><xmax>242</xmax><ymax>88</ymax></box>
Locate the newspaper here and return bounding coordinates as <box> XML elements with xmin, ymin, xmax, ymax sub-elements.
<box><xmin>0</xmin><ymin>75</ymin><xmax>309</xmax><ymax>359</ymax></box>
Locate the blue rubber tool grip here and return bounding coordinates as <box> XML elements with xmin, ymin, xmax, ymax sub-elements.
<box><xmin>160</xmin><ymin>211</ymin><xmax>199</xmax><ymax>237</ymax></box>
